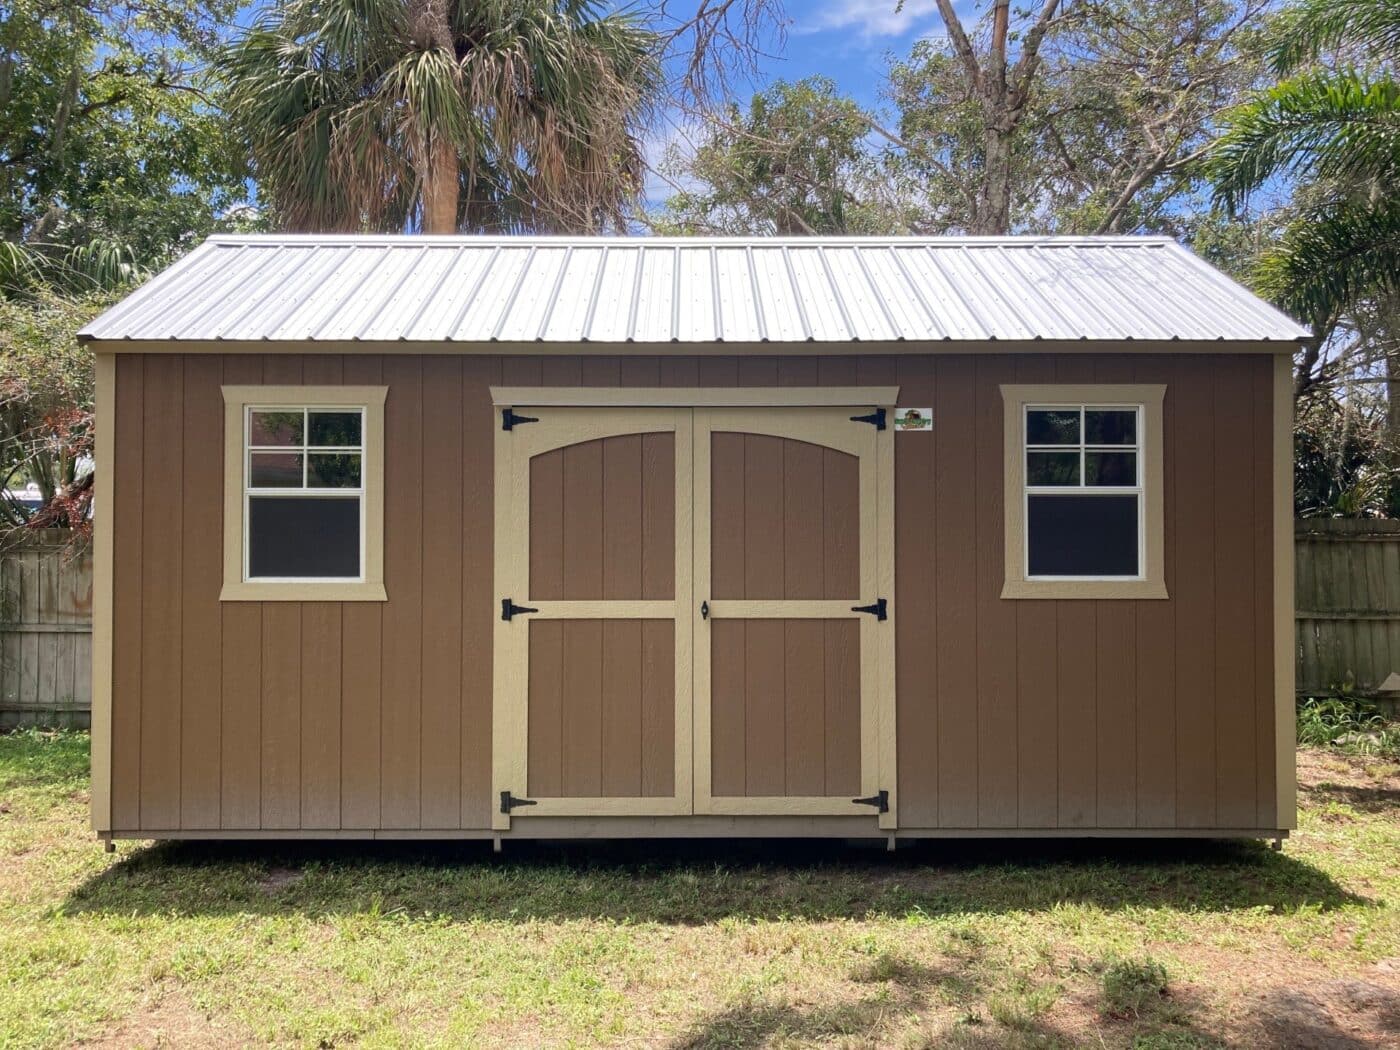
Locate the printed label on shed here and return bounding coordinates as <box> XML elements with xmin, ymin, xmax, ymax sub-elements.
<box><xmin>895</xmin><ymin>408</ymin><xmax>932</xmax><ymax>432</ymax></box>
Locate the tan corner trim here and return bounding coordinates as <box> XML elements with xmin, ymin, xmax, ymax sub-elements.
<box><xmin>875</xmin><ymin>419</ymin><xmax>897</xmax><ymax>830</ymax></box>
<box><xmin>220</xmin><ymin>385</ymin><xmax>388</xmax><ymax>603</ymax></box>
<box><xmin>999</xmin><ymin>384</ymin><xmax>1167</xmax><ymax>601</ymax></box>
<box><xmin>90</xmin><ymin>353</ymin><xmax>115</xmax><ymax>833</ymax></box>
<box><xmin>490</xmin><ymin>386</ymin><xmax>900</xmax><ymax>408</ymax></box>
<box><xmin>1274</xmin><ymin>354</ymin><xmax>1297</xmax><ymax>828</ymax></box>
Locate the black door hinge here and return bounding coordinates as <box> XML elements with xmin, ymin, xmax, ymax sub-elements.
<box><xmin>852</xmin><ymin>789</ymin><xmax>889</xmax><ymax>813</ymax></box>
<box><xmin>850</xmin><ymin>598</ymin><xmax>888</xmax><ymax>621</ymax></box>
<box><xmin>500</xmin><ymin>790</ymin><xmax>537</xmax><ymax>814</ymax></box>
<box><xmin>850</xmin><ymin>408</ymin><xmax>886</xmax><ymax>430</ymax></box>
<box><xmin>501</xmin><ymin>598</ymin><xmax>539</xmax><ymax>621</ymax></box>
<box><xmin>502</xmin><ymin>408</ymin><xmax>539</xmax><ymax>431</ymax></box>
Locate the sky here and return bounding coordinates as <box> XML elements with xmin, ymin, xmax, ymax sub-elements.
<box><xmin>642</xmin><ymin>0</ymin><xmax>948</xmax><ymax>205</ymax></box>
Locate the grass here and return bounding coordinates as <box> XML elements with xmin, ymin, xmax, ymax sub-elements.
<box><xmin>0</xmin><ymin>731</ymin><xmax>1397</xmax><ymax>1048</ymax></box>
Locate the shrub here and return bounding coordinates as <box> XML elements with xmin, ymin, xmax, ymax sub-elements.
<box><xmin>1102</xmin><ymin>958</ymin><xmax>1169</xmax><ymax>1018</ymax></box>
<box><xmin>1296</xmin><ymin>697</ymin><xmax>1400</xmax><ymax>757</ymax></box>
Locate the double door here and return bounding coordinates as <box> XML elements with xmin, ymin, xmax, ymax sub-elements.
<box><xmin>491</xmin><ymin>398</ymin><xmax>895</xmax><ymax>830</ymax></box>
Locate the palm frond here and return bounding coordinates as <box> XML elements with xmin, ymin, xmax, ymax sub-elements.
<box><xmin>1255</xmin><ymin>193</ymin><xmax>1400</xmax><ymax>323</ymax></box>
<box><xmin>1270</xmin><ymin>0</ymin><xmax>1400</xmax><ymax>73</ymax></box>
<box><xmin>1209</xmin><ymin>71</ymin><xmax>1400</xmax><ymax>209</ymax></box>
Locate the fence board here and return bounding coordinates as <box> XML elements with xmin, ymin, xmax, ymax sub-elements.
<box><xmin>0</xmin><ymin>530</ymin><xmax>93</xmax><ymax>728</ymax></box>
<box><xmin>1295</xmin><ymin>520</ymin><xmax>1400</xmax><ymax>697</ymax></box>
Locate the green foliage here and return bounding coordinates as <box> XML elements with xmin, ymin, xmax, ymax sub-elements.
<box><xmin>1102</xmin><ymin>958</ymin><xmax>1170</xmax><ymax>1018</ymax></box>
<box><xmin>0</xmin><ymin>290</ymin><xmax>108</xmax><ymax>526</ymax></box>
<box><xmin>1294</xmin><ymin>392</ymin><xmax>1397</xmax><ymax>517</ymax></box>
<box><xmin>1208</xmin><ymin>0</ymin><xmax>1400</xmax><ymax>329</ymax></box>
<box><xmin>1297</xmin><ymin>697</ymin><xmax>1400</xmax><ymax>755</ymax></box>
<box><xmin>0</xmin><ymin>0</ymin><xmax>254</xmax><ymax>296</ymax></box>
<box><xmin>658</xmin><ymin>77</ymin><xmax>911</xmax><ymax>235</ymax></box>
<box><xmin>221</xmin><ymin>0</ymin><xmax>661</xmax><ymax>233</ymax></box>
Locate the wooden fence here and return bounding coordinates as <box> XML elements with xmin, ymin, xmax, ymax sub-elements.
<box><xmin>1295</xmin><ymin>519</ymin><xmax>1400</xmax><ymax>699</ymax></box>
<box><xmin>0</xmin><ymin>523</ymin><xmax>1396</xmax><ymax>727</ymax></box>
<box><xmin>0</xmin><ymin>530</ymin><xmax>92</xmax><ymax>729</ymax></box>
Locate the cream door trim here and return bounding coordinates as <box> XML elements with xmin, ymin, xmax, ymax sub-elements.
<box><xmin>693</xmin><ymin>406</ymin><xmax>896</xmax><ymax>822</ymax></box>
<box><xmin>491</xmin><ymin>386</ymin><xmax>900</xmax><ymax>408</ymax></box>
<box><xmin>492</xmin><ymin>407</ymin><xmax>694</xmax><ymax>829</ymax></box>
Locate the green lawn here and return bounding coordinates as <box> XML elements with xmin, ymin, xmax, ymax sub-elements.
<box><xmin>1</xmin><ymin>731</ymin><xmax>1397</xmax><ymax>1048</ymax></box>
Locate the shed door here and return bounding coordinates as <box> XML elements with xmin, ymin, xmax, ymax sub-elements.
<box><xmin>492</xmin><ymin>408</ymin><xmax>693</xmax><ymax>829</ymax></box>
<box><xmin>694</xmin><ymin>408</ymin><xmax>892</xmax><ymax>823</ymax></box>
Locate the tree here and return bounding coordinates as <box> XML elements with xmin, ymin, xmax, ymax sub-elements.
<box><xmin>887</xmin><ymin>0</ymin><xmax>1271</xmax><ymax>235</ymax></box>
<box><xmin>0</xmin><ymin>0</ymin><xmax>252</xmax><ymax>295</ymax></box>
<box><xmin>656</xmin><ymin>77</ymin><xmax>913</xmax><ymax>235</ymax></box>
<box><xmin>223</xmin><ymin>0</ymin><xmax>662</xmax><ymax>235</ymax></box>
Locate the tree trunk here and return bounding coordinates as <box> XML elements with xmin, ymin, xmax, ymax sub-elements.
<box><xmin>409</xmin><ymin>0</ymin><xmax>458</xmax><ymax>234</ymax></box>
<box><xmin>422</xmin><ymin>136</ymin><xmax>459</xmax><ymax>234</ymax></box>
<box><xmin>977</xmin><ymin>121</ymin><xmax>1014</xmax><ymax>234</ymax></box>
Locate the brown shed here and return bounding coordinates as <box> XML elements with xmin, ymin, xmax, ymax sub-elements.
<box><xmin>80</xmin><ymin>234</ymin><xmax>1308</xmax><ymax>846</ymax></box>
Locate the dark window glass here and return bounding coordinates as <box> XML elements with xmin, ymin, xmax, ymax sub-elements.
<box><xmin>1027</xmin><ymin>494</ymin><xmax>1138</xmax><ymax>577</ymax></box>
<box><xmin>1026</xmin><ymin>409</ymin><xmax>1080</xmax><ymax>445</ymax></box>
<box><xmin>249</xmin><ymin>452</ymin><xmax>303</xmax><ymax>488</ymax></box>
<box><xmin>1084</xmin><ymin>409</ymin><xmax>1136</xmax><ymax>445</ymax></box>
<box><xmin>1026</xmin><ymin>450</ymin><xmax>1079</xmax><ymax>486</ymax></box>
<box><xmin>248</xmin><ymin>496</ymin><xmax>360</xmax><ymax>578</ymax></box>
<box><xmin>1084</xmin><ymin>450</ymin><xmax>1137</xmax><ymax>486</ymax></box>
<box><xmin>308</xmin><ymin>453</ymin><xmax>361</xmax><ymax>488</ymax></box>
<box><xmin>250</xmin><ymin>410</ymin><xmax>302</xmax><ymax>446</ymax></box>
<box><xmin>309</xmin><ymin>411</ymin><xmax>362</xmax><ymax>447</ymax></box>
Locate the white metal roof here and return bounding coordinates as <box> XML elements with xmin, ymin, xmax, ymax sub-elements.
<box><xmin>80</xmin><ymin>234</ymin><xmax>1309</xmax><ymax>345</ymax></box>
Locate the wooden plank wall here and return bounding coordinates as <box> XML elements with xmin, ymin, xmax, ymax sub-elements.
<box><xmin>0</xmin><ymin>530</ymin><xmax>92</xmax><ymax>728</ymax></box>
<box><xmin>1295</xmin><ymin>519</ymin><xmax>1400</xmax><ymax>697</ymax></box>
<box><xmin>107</xmin><ymin>352</ymin><xmax>1280</xmax><ymax>832</ymax></box>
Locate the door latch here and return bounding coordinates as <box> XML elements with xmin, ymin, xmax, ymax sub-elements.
<box><xmin>500</xmin><ymin>790</ymin><xmax>538</xmax><ymax>813</ymax></box>
<box><xmin>501</xmin><ymin>598</ymin><xmax>539</xmax><ymax>621</ymax></box>
<box><xmin>700</xmin><ymin>600</ymin><xmax>709</xmax><ymax>620</ymax></box>
<box><xmin>850</xmin><ymin>598</ymin><xmax>888</xmax><ymax>621</ymax></box>
<box><xmin>852</xmin><ymin>789</ymin><xmax>889</xmax><ymax>813</ymax></box>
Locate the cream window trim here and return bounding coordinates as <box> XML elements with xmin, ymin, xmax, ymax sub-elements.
<box><xmin>489</xmin><ymin>386</ymin><xmax>900</xmax><ymax>408</ymax></box>
<box><xmin>220</xmin><ymin>385</ymin><xmax>388</xmax><ymax>602</ymax></box>
<box><xmin>1000</xmin><ymin>384</ymin><xmax>1167</xmax><ymax>600</ymax></box>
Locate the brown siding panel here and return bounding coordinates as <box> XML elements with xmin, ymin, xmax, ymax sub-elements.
<box><xmin>106</xmin><ymin>350</ymin><xmax>1282</xmax><ymax>834</ymax></box>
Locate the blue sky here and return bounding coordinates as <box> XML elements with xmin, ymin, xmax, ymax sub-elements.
<box><xmin>643</xmin><ymin>0</ymin><xmax>948</xmax><ymax>203</ymax></box>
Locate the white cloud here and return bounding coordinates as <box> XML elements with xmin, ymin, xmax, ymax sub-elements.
<box><xmin>801</xmin><ymin>0</ymin><xmax>938</xmax><ymax>39</ymax></box>
<box><xmin>641</xmin><ymin>114</ymin><xmax>708</xmax><ymax>205</ymax></box>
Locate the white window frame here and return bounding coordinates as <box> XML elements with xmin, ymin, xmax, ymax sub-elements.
<box><xmin>243</xmin><ymin>405</ymin><xmax>367</xmax><ymax>584</ymax></box>
<box><xmin>1023</xmin><ymin>403</ymin><xmax>1144</xmax><ymax>582</ymax></box>
<box><xmin>221</xmin><ymin>385</ymin><xmax>388</xmax><ymax>602</ymax></box>
<box><xmin>1000</xmin><ymin>383</ymin><xmax>1167</xmax><ymax>600</ymax></box>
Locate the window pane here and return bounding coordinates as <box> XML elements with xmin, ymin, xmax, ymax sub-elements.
<box><xmin>1026</xmin><ymin>409</ymin><xmax>1080</xmax><ymax>445</ymax></box>
<box><xmin>249</xmin><ymin>410</ymin><xmax>303</xmax><ymax>447</ymax></box>
<box><xmin>249</xmin><ymin>452</ymin><xmax>303</xmax><ymax>488</ymax></box>
<box><xmin>308</xmin><ymin>452</ymin><xmax>361</xmax><ymax>488</ymax></box>
<box><xmin>1027</xmin><ymin>450</ymin><xmax>1080</xmax><ymax>486</ymax></box>
<box><xmin>1085</xmin><ymin>451</ymin><xmax>1137</xmax><ymax>486</ymax></box>
<box><xmin>248</xmin><ymin>496</ymin><xmax>360</xmax><ymax>578</ymax></box>
<box><xmin>309</xmin><ymin>411</ymin><xmax>362</xmax><ymax>447</ymax></box>
<box><xmin>1085</xmin><ymin>409</ymin><xmax>1136</xmax><ymax>445</ymax></box>
<box><xmin>1027</xmin><ymin>494</ymin><xmax>1138</xmax><ymax>577</ymax></box>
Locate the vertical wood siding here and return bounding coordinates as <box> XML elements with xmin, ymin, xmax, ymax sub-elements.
<box><xmin>107</xmin><ymin>352</ymin><xmax>1278</xmax><ymax>831</ymax></box>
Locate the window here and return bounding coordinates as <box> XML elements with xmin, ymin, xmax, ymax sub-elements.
<box><xmin>221</xmin><ymin>385</ymin><xmax>387</xmax><ymax>601</ymax></box>
<box><xmin>1001</xmin><ymin>384</ymin><xmax>1166</xmax><ymax>599</ymax></box>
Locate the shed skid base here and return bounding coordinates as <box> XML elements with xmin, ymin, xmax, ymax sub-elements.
<box><xmin>100</xmin><ymin>827</ymin><xmax>1292</xmax><ymax>843</ymax></box>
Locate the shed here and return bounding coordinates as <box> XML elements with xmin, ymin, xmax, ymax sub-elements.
<box><xmin>81</xmin><ymin>234</ymin><xmax>1308</xmax><ymax>845</ymax></box>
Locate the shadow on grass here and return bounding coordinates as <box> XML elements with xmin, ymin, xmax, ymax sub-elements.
<box><xmin>62</xmin><ymin>835</ymin><xmax>1365</xmax><ymax>925</ymax></box>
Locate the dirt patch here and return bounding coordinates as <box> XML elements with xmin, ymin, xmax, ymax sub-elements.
<box><xmin>256</xmin><ymin>866</ymin><xmax>304</xmax><ymax>895</ymax></box>
<box><xmin>81</xmin><ymin>989</ymin><xmax>249</xmax><ymax>1049</ymax></box>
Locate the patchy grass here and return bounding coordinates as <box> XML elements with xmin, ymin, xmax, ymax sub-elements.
<box><xmin>0</xmin><ymin>733</ymin><xmax>1398</xmax><ymax>1048</ymax></box>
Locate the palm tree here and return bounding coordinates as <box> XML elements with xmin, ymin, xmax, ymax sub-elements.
<box><xmin>222</xmin><ymin>0</ymin><xmax>660</xmax><ymax>234</ymax></box>
<box><xmin>1208</xmin><ymin>0</ymin><xmax>1400</xmax><ymax>331</ymax></box>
